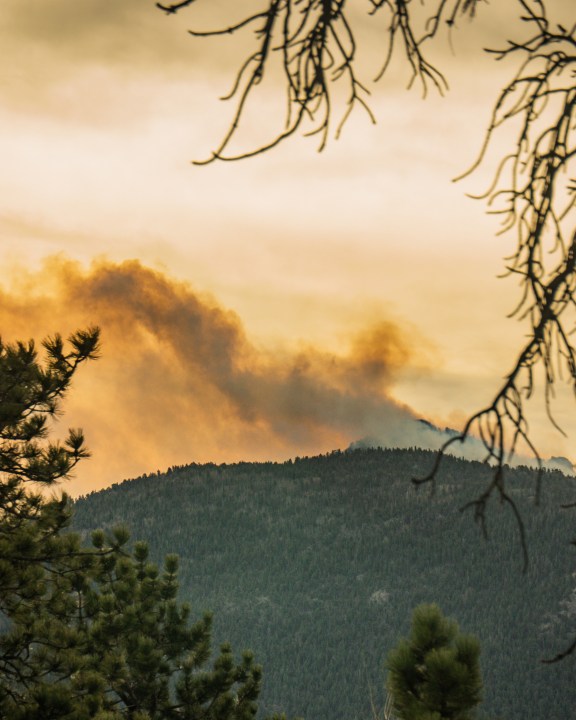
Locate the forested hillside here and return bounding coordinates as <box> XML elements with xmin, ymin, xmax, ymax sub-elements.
<box><xmin>73</xmin><ymin>448</ymin><xmax>576</xmax><ymax>720</ymax></box>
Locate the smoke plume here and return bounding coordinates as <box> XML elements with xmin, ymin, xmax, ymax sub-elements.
<box><xmin>1</xmin><ymin>257</ymin><xmax>437</xmax><ymax>494</ymax></box>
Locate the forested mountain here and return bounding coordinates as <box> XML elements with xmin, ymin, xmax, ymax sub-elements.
<box><xmin>73</xmin><ymin>448</ymin><xmax>576</xmax><ymax>720</ymax></box>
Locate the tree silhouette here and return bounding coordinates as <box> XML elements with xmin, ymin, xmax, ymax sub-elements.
<box><xmin>155</xmin><ymin>0</ymin><xmax>576</xmax><ymax>565</ymax></box>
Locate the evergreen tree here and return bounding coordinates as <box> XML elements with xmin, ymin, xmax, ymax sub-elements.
<box><xmin>0</xmin><ymin>329</ymin><xmax>277</xmax><ymax>720</ymax></box>
<box><xmin>386</xmin><ymin>604</ymin><xmax>483</xmax><ymax>720</ymax></box>
<box><xmin>4</xmin><ymin>529</ymin><xmax>267</xmax><ymax>720</ymax></box>
<box><xmin>0</xmin><ymin>328</ymin><xmax>100</xmax><ymax>709</ymax></box>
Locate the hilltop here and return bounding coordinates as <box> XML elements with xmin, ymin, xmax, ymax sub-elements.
<box><xmin>73</xmin><ymin>447</ymin><xmax>576</xmax><ymax>720</ymax></box>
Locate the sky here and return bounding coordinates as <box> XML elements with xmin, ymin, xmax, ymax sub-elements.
<box><xmin>1</xmin><ymin>0</ymin><xmax>574</xmax><ymax>495</ymax></box>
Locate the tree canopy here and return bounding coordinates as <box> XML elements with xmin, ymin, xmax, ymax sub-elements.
<box><xmin>155</xmin><ymin>0</ymin><xmax>576</xmax><ymax>563</ymax></box>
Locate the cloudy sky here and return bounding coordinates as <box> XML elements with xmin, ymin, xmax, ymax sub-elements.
<box><xmin>1</xmin><ymin>0</ymin><xmax>573</xmax><ymax>494</ymax></box>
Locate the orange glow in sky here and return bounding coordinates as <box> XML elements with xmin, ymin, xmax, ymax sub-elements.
<box><xmin>1</xmin><ymin>1</ymin><xmax>574</xmax><ymax>494</ymax></box>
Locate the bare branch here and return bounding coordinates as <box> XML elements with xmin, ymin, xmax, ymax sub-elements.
<box><xmin>159</xmin><ymin>0</ymin><xmax>576</xmax><ymax>657</ymax></box>
<box><xmin>159</xmin><ymin>0</ymin><xmax>484</xmax><ymax>162</ymax></box>
<box><xmin>416</xmin><ymin>4</ymin><xmax>576</xmax><ymax>574</ymax></box>
<box><xmin>156</xmin><ymin>0</ymin><xmax>198</xmax><ymax>15</ymax></box>
<box><xmin>542</xmin><ymin>635</ymin><xmax>576</xmax><ymax>664</ymax></box>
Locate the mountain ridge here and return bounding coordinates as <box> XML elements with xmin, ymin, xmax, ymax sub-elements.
<box><xmin>72</xmin><ymin>447</ymin><xmax>576</xmax><ymax>720</ymax></box>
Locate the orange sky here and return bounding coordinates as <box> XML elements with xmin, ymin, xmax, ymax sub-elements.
<box><xmin>1</xmin><ymin>1</ymin><xmax>574</xmax><ymax>494</ymax></box>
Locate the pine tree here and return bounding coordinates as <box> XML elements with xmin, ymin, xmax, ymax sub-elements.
<box><xmin>0</xmin><ymin>328</ymin><xmax>100</xmax><ymax>712</ymax></box>
<box><xmin>0</xmin><ymin>329</ymin><xmax>279</xmax><ymax>720</ymax></box>
<box><xmin>386</xmin><ymin>604</ymin><xmax>483</xmax><ymax>720</ymax></box>
<box><xmin>4</xmin><ymin>529</ymin><xmax>268</xmax><ymax>720</ymax></box>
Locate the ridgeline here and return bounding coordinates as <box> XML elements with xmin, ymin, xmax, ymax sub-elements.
<box><xmin>73</xmin><ymin>447</ymin><xmax>576</xmax><ymax>720</ymax></box>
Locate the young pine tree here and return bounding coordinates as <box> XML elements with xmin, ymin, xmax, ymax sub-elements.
<box><xmin>386</xmin><ymin>604</ymin><xmax>483</xmax><ymax>720</ymax></box>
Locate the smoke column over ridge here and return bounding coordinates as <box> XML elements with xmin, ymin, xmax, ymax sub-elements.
<box><xmin>1</xmin><ymin>257</ymin><xmax>437</xmax><ymax>494</ymax></box>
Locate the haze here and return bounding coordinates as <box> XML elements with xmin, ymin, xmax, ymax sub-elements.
<box><xmin>1</xmin><ymin>0</ymin><xmax>573</xmax><ymax>494</ymax></box>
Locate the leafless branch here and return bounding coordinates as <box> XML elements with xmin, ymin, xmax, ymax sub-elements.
<box><xmin>159</xmin><ymin>0</ymin><xmax>576</xmax><ymax>659</ymax></box>
<box><xmin>158</xmin><ymin>0</ymin><xmax>483</xmax><ymax>163</ymax></box>
<box><xmin>542</xmin><ymin>635</ymin><xmax>576</xmax><ymax>664</ymax></box>
<box><xmin>156</xmin><ymin>0</ymin><xmax>198</xmax><ymax>15</ymax></box>
<box><xmin>415</xmin><ymin>3</ymin><xmax>576</xmax><ymax>575</ymax></box>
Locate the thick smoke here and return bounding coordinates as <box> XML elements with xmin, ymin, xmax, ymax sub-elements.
<box><xmin>3</xmin><ymin>257</ymin><xmax>569</xmax><ymax>494</ymax></box>
<box><xmin>1</xmin><ymin>257</ymin><xmax>440</xmax><ymax>494</ymax></box>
